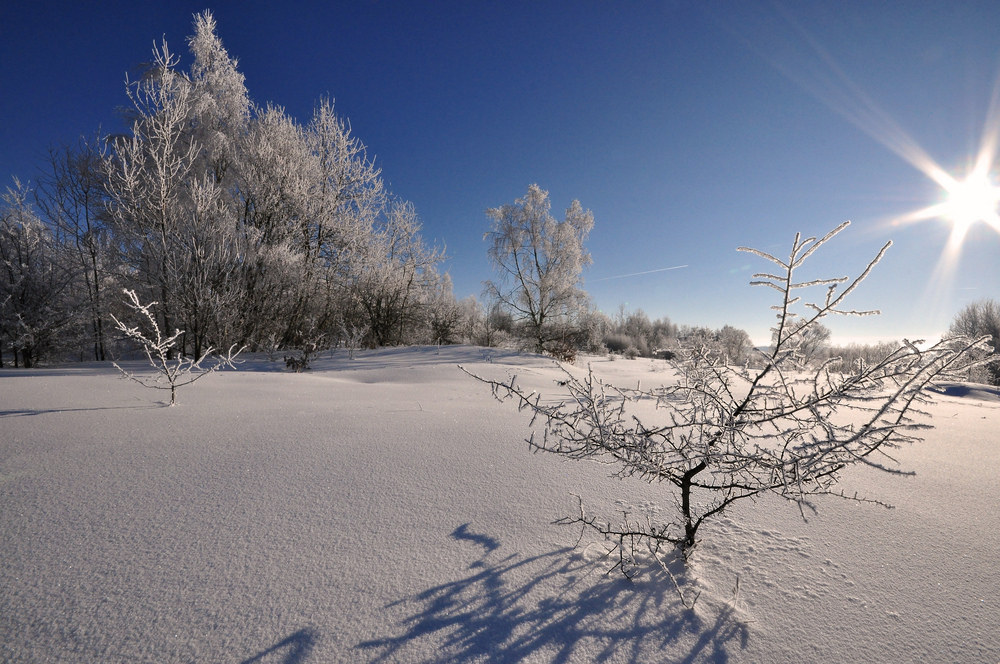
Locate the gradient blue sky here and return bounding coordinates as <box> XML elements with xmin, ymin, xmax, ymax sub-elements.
<box><xmin>3</xmin><ymin>1</ymin><xmax>999</xmax><ymax>344</ymax></box>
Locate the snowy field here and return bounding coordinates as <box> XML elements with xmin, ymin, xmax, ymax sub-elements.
<box><xmin>2</xmin><ymin>346</ymin><xmax>998</xmax><ymax>663</ymax></box>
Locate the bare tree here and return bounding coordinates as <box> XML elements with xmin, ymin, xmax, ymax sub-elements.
<box><xmin>111</xmin><ymin>289</ymin><xmax>240</xmax><ymax>405</ymax></box>
<box><xmin>351</xmin><ymin>199</ymin><xmax>444</xmax><ymax>346</ymax></box>
<box><xmin>484</xmin><ymin>184</ymin><xmax>593</xmax><ymax>354</ymax></box>
<box><xmin>773</xmin><ymin>319</ymin><xmax>831</xmax><ymax>364</ymax></box>
<box><xmin>35</xmin><ymin>136</ymin><xmax>115</xmax><ymax>361</ymax></box>
<box><xmin>0</xmin><ymin>180</ymin><xmax>78</xmax><ymax>367</ymax></box>
<box><xmin>948</xmin><ymin>298</ymin><xmax>1000</xmax><ymax>384</ymax></box>
<box><xmin>466</xmin><ymin>222</ymin><xmax>988</xmax><ymax>575</ymax></box>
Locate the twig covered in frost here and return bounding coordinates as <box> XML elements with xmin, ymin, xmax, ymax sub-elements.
<box><xmin>111</xmin><ymin>289</ymin><xmax>241</xmax><ymax>405</ymax></box>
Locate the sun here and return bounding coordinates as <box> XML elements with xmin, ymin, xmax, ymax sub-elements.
<box><xmin>886</xmin><ymin>161</ymin><xmax>1000</xmax><ymax>302</ymax></box>
<box><xmin>892</xmin><ymin>162</ymin><xmax>1000</xmax><ymax>246</ymax></box>
<box><xmin>939</xmin><ymin>173</ymin><xmax>1000</xmax><ymax>233</ymax></box>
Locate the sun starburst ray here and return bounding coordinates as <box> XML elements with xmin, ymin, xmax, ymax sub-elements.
<box><xmin>744</xmin><ymin>9</ymin><xmax>1000</xmax><ymax>335</ymax></box>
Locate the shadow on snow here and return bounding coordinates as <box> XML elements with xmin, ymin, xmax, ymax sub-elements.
<box><xmin>0</xmin><ymin>405</ymin><xmax>159</xmax><ymax>418</ymax></box>
<box><xmin>357</xmin><ymin>524</ymin><xmax>748</xmax><ymax>663</ymax></box>
<box><xmin>240</xmin><ymin>628</ymin><xmax>317</xmax><ymax>664</ymax></box>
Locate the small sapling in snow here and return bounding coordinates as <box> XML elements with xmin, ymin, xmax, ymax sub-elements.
<box><xmin>111</xmin><ymin>289</ymin><xmax>241</xmax><ymax>405</ymax></box>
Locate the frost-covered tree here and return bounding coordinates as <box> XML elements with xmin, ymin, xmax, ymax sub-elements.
<box><xmin>350</xmin><ymin>199</ymin><xmax>444</xmax><ymax>346</ymax></box>
<box><xmin>35</xmin><ymin>136</ymin><xmax>115</xmax><ymax>361</ymax></box>
<box><xmin>186</xmin><ymin>10</ymin><xmax>251</xmax><ymax>184</ymax></box>
<box><xmin>484</xmin><ymin>184</ymin><xmax>593</xmax><ymax>354</ymax></box>
<box><xmin>225</xmin><ymin>71</ymin><xmax>430</xmax><ymax>353</ymax></box>
<box><xmin>717</xmin><ymin>324</ymin><xmax>754</xmax><ymax>364</ymax></box>
<box><xmin>948</xmin><ymin>298</ymin><xmax>1000</xmax><ymax>385</ymax></box>
<box><xmin>772</xmin><ymin>319</ymin><xmax>831</xmax><ymax>364</ymax></box>
<box><xmin>456</xmin><ymin>295</ymin><xmax>513</xmax><ymax>348</ymax></box>
<box><xmin>280</xmin><ymin>98</ymin><xmax>389</xmax><ymax>349</ymax></box>
<box><xmin>0</xmin><ymin>180</ymin><xmax>78</xmax><ymax>367</ymax></box>
<box><xmin>467</xmin><ymin>222</ymin><xmax>989</xmax><ymax>572</ymax></box>
<box><xmin>104</xmin><ymin>12</ymin><xmax>252</xmax><ymax>359</ymax></box>
<box><xmin>104</xmin><ymin>14</ymin><xmax>297</xmax><ymax>355</ymax></box>
<box><xmin>423</xmin><ymin>270</ymin><xmax>461</xmax><ymax>345</ymax></box>
<box><xmin>8</xmin><ymin>10</ymin><xmax>445</xmax><ymax>362</ymax></box>
<box><xmin>104</xmin><ymin>36</ymin><xmax>200</xmax><ymax>347</ymax></box>
<box><xmin>230</xmin><ymin>103</ymin><xmax>310</xmax><ymax>346</ymax></box>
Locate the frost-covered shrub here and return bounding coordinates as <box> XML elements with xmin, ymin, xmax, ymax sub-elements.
<box><xmin>339</xmin><ymin>321</ymin><xmax>368</xmax><ymax>360</ymax></box>
<box><xmin>603</xmin><ymin>312</ymin><xmax>749</xmax><ymax>362</ymax></box>
<box><xmin>467</xmin><ymin>222</ymin><xmax>989</xmax><ymax>575</ymax></box>
<box><xmin>948</xmin><ymin>299</ymin><xmax>1000</xmax><ymax>385</ymax></box>
<box><xmin>577</xmin><ymin>309</ymin><xmax>612</xmax><ymax>354</ymax></box>
<box><xmin>112</xmin><ymin>289</ymin><xmax>241</xmax><ymax>405</ymax></box>
<box><xmin>548</xmin><ymin>339</ymin><xmax>578</xmax><ymax>363</ymax></box>
<box><xmin>601</xmin><ymin>308</ymin><xmax>678</xmax><ymax>358</ymax></box>
<box><xmin>462</xmin><ymin>300</ymin><xmax>515</xmax><ymax>349</ymax></box>
<box><xmin>824</xmin><ymin>341</ymin><xmax>901</xmax><ymax>375</ymax></box>
<box><xmin>676</xmin><ymin>325</ymin><xmax>755</xmax><ymax>365</ymax></box>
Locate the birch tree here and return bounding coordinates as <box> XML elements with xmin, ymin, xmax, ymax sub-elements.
<box><xmin>484</xmin><ymin>184</ymin><xmax>593</xmax><ymax>354</ymax></box>
<box><xmin>35</xmin><ymin>137</ymin><xmax>115</xmax><ymax>361</ymax></box>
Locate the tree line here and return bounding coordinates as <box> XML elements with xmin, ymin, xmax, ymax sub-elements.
<box><xmin>0</xmin><ymin>12</ymin><xmax>455</xmax><ymax>368</ymax></box>
<box><xmin>0</xmin><ymin>11</ymin><xmax>752</xmax><ymax>370</ymax></box>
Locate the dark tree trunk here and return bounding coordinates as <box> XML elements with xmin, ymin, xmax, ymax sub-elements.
<box><xmin>681</xmin><ymin>460</ymin><xmax>707</xmax><ymax>549</ymax></box>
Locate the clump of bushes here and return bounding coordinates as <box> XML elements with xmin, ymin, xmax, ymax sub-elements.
<box><xmin>822</xmin><ymin>341</ymin><xmax>902</xmax><ymax>374</ymax></box>
<box><xmin>588</xmin><ymin>307</ymin><xmax>754</xmax><ymax>364</ymax></box>
<box><xmin>598</xmin><ymin>308</ymin><xmax>677</xmax><ymax>358</ymax></box>
<box><xmin>946</xmin><ymin>298</ymin><xmax>1000</xmax><ymax>385</ymax></box>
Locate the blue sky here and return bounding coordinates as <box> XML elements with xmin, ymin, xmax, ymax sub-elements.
<box><xmin>3</xmin><ymin>1</ymin><xmax>999</xmax><ymax>344</ymax></box>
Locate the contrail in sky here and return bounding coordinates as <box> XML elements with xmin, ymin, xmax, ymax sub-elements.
<box><xmin>588</xmin><ymin>265</ymin><xmax>688</xmax><ymax>283</ymax></box>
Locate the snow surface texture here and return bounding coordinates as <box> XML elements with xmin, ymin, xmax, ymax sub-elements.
<box><xmin>1</xmin><ymin>346</ymin><xmax>998</xmax><ymax>663</ymax></box>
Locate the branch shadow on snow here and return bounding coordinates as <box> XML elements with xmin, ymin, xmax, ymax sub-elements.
<box><xmin>0</xmin><ymin>405</ymin><xmax>159</xmax><ymax>418</ymax></box>
<box><xmin>450</xmin><ymin>522</ymin><xmax>500</xmax><ymax>553</ymax></box>
<box><xmin>239</xmin><ymin>628</ymin><xmax>317</xmax><ymax>664</ymax></box>
<box><xmin>357</xmin><ymin>524</ymin><xmax>748</xmax><ymax>663</ymax></box>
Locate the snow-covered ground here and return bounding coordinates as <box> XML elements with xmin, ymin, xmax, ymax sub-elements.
<box><xmin>2</xmin><ymin>346</ymin><xmax>998</xmax><ymax>663</ymax></box>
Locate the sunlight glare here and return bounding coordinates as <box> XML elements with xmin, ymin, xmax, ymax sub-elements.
<box><xmin>941</xmin><ymin>173</ymin><xmax>1000</xmax><ymax>230</ymax></box>
<box><xmin>742</xmin><ymin>7</ymin><xmax>1000</xmax><ymax>335</ymax></box>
